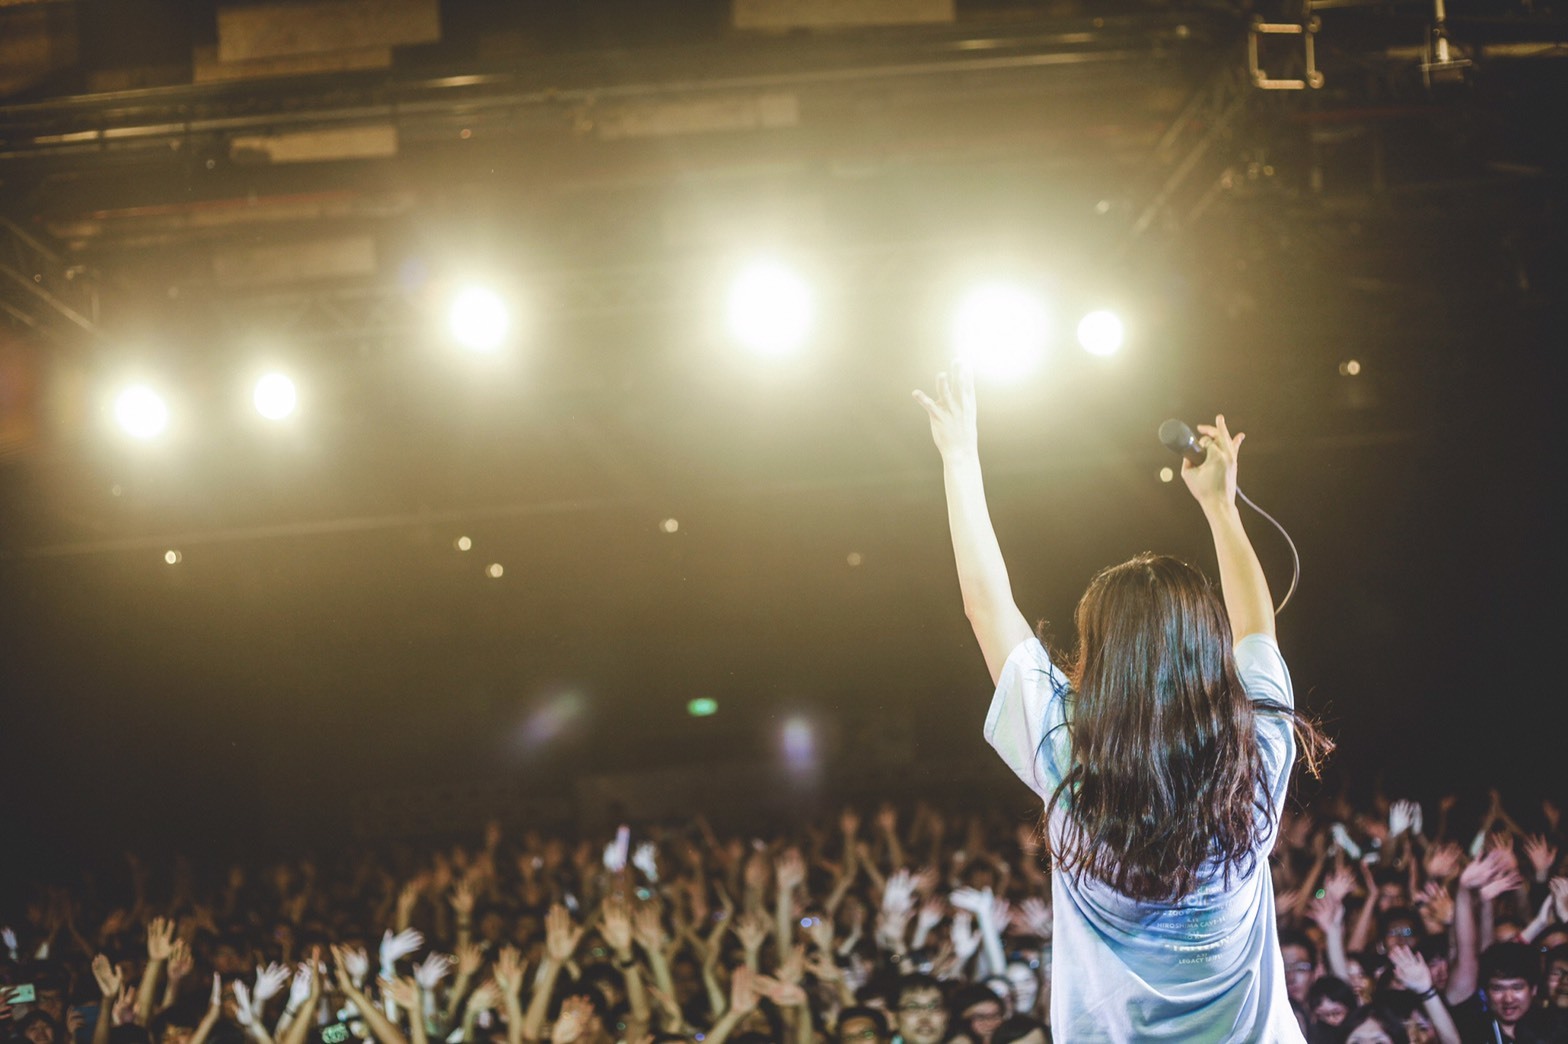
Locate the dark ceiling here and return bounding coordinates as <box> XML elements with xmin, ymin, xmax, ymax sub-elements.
<box><xmin>1</xmin><ymin>0</ymin><xmax>1564</xmax><ymax>864</ymax></box>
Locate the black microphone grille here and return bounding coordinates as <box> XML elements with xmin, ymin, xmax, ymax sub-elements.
<box><xmin>1158</xmin><ymin>418</ymin><xmax>1196</xmax><ymax>453</ymax></box>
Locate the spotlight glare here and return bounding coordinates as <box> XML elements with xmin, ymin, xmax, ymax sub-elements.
<box><xmin>455</xmin><ymin>536</ymin><xmax>473</xmax><ymax>551</ymax></box>
<box><xmin>687</xmin><ymin>698</ymin><xmax>718</xmax><ymax>718</ymax></box>
<box><xmin>164</xmin><ymin>550</ymin><xmax>181</xmax><ymax>565</ymax></box>
<box><xmin>660</xmin><ymin>518</ymin><xmax>680</xmax><ymax>534</ymax></box>
<box><xmin>1159</xmin><ymin>467</ymin><xmax>1175</xmax><ymax>484</ymax></box>
<box><xmin>252</xmin><ymin>372</ymin><xmax>298</xmax><ymax>420</ymax></box>
<box><xmin>114</xmin><ymin>385</ymin><xmax>170</xmax><ymax>440</ymax></box>
<box><xmin>1077</xmin><ymin>310</ymin><xmax>1125</xmax><ymax>357</ymax></box>
<box><xmin>725</xmin><ymin>260</ymin><xmax>814</xmax><ymax>357</ymax></box>
<box><xmin>486</xmin><ymin>562</ymin><xmax>504</xmax><ymax>578</ymax></box>
<box><xmin>951</xmin><ymin>283</ymin><xmax>1050</xmax><ymax>380</ymax></box>
<box><xmin>449</xmin><ymin>286</ymin><xmax>510</xmax><ymax>353</ymax></box>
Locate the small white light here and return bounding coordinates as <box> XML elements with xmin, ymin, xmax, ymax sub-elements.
<box><xmin>164</xmin><ymin>550</ymin><xmax>182</xmax><ymax>564</ymax></box>
<box><xmin>725</xmin><ymin>260</ymin><xmax>814</xmax><ymax>357</ymax></box>
<box><xmin>1159</xmin><ymin>467</ymin><xmax>1175</xmax><ymax>484</ymax></box>
<box><xmin>1339</xmin><ymin>359</ymin><xmax>1362</xmax><ymax>376</ymax></box>
<box><xmin>114</xmin><ymin>385</ymin><xmax>170</xmax><ymax>440</ymax></box>
<box><xmin>449</xmin><ymin>286</ymin><xmax>510</xmax><ymax>353</ymax></box>
<box><xmin>660</xmin><ymin>518</ymin><xmax>679</xmax><ymax>534</ymax></box>
<box><xmin>1076</xmin><ymin>310</ymin><xmax>1125</xmax><ymax>357</ymax></box>
<box><xmin>951</xmin><ymin>283</ymin><xmax>1050</xmax><ymax>380</ymax></box>
<box><xmin>253</xmin><ymin>372</ymin><xmax>298</xmax><ymax>420</ymax></box>
<box><xmin>456</xmin><ymin>536</ymin><xmax>473</xmax><ymax>551</ymax></box>
<box><xmin>847</xmin><ymin>552</ymin><xmax>863</xmax><ymax>567</ymax></box>
<box><xmin>486</xmin><ymin>563</ymin><xmax>504</xmax><ymax>578</ymax></box>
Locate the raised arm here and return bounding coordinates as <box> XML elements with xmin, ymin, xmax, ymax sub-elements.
<box><xmin>913</xmin><ymin>361</ymin><xmax>1032</xmax><ymax>685</ymax></box>
<box><xmin>1182</xmin><ymin>415</ymin><xmax>1273</xmax><ymax>643</ymax></box>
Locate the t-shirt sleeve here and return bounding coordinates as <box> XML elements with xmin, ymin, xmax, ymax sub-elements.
<box><xmin>1235</xmin><ymin>633</ymin><xmax>1298</xmax><ymax>817</ymax></box>
<box><xmin>983</xmin><ymin>636</ymin><xmax>1072</xmax><ymax>800</ymax></box>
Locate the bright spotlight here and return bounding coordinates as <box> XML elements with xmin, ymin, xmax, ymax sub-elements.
<box><xmin>449</xmin><ymin>286</ymin><xmax>510</xmax><ymax>353</ymax></box>
<box><xmin>252</xmin><ymin>372</ymin><xmax>298</xmax><ymax>420</ymax></box>
<box><xmin>725</xmin><ymin>260</ymin><xmax>814</xmax><ymax>357</ymax></box>
<box><xmin>1077</xmin><ymin>310</ymin><xmax>1125</xmax><ymax>357</ymax></box>
<box><xmin>114</xmin><ymin>385</ymin><xmax>170</xmax><ymax>440</ymax></box>
<box><xmin>951</xmin><ymin>283</ymin><xmax>1050</xmax><ymax>380</ymax></box>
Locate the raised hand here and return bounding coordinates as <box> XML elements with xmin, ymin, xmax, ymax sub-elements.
<box><xmin>1389</xmin><ymin>801</ymin><xmax>1420</xmax><ymax>838</ymax></box>
<box><xmin>948</xmin><ymin>886</ymin><xmax>992</xmax><ymax>917</ymax></box>
<box><xmin>454</xmin><ymin>941</ymin><xmax>484</xmax><ymax>978</ymax></box>
<box><xmin>732</xmin><ymin>913</ymin><xmax>768</xmax><ymax>956</ymax></box>
<box><xmin>464</xmin><ymin>980</ymin><xmax>499</xmax><ymax>1015</ymax></box>
<box><xmin>112</xmin><ymin>986</ymin><xmax>137</xmax><ymax>1026</ymax></box>
<box><xmin>1388</xmin><ymin>945</ymin><xmax>1433</xmax><ymax>994</ymax></box>
<box><xmin>1307</xmin><ymin>894</ymin><xmax>1344</xmax><ymax>933</ymax></box>
<box><xmin>753</xmin><ymin>974</ymin><xmax>807</xmax><ymax>1008</ymax></box>
<box><xmin>232</xmin><ymin>981</ymin><xmax>259</xmax><ymax>1029</ymax></box>
<box><xmin>632</xmin><ymin>843</ymin><xmax>660</xmax><ymax>883</ymax></box>
<box><xmin>414</xmin><ymin>952</ymin><xmax>453</xmax><ymax>991</ymax></box>
<box><xmin>912</xmin><ymin>360</ymin><xmax>978</xmax><ymax>461</ymax></box>
<box><xmin>882</xmin><ymin>871</ymin><xmax>918</xmax><ymax>918</ymax></box>
<box><xmin>950</xmin><ymin>912</ymin><xmax>981</xmax><ymax>962</ymax></box>
<box><xmin>727</xmin><ymin>965</ymin><xmax>759</xmax><ymax>1016</ymax></box>
<box><xmin>552</xmin><ymin>995</ymin><xmax>593</xmax><ymax>1044</ymax></box>
<box><xmin>254</xmin><ymin>962</ymin><xmax>291</xmax><ymax>1003</ymax></box>
<box><xmin>603</xmin><ymin>839</ymin><xmax>628</xmax><ymax>874</ymax></box>
<box><xmin>601</xmin><ymin>895</ymin><xmax>634</xmax><ymax>956</ymax></box>
<box><xmin>1424</xmin><ymin>843</ymin><xmax>1463</xmax><ymax>881</ymax></box>
<box><xmin>1480</xmin><ymin>870</ymin><xmax>1525</xmax><ymax>902</ymax></box>
<box><xmin>286</xmin><ymin>963</ymin><xmax>314</xmax><ymax>1012</ymax></box>
<box><xmin>915</xmin><ymin>896</ymin><xmax>946</xmax><ymax>937</ymax></box>
<box><xmin>491</xmin><ymin>947</ymin><xmax>525</xmax><ymax>999</ymax></box>
<box><xmin>775</xmin><ymin>849</ymin><xmax>806</xmax><ymax>893</ymax></box>
<box><xmin>92</xmin><ymin>954</ymin><xmax>125</xmax><ymax>998</ymax></box>
<box><xmin>1524</xmin><ymin>835</ymin><xmax>1559</xmax><ymax>882</ymax></box>
<box><xmin>379</xmin><ymin>928</ymin><xmax>424</xmax><ymax>970</ymax></box>
<box><xmin>1012</xmin><ymin>897</ymin><xmax>1051</xmax><ymax>939</ymax></box>
<box><xmin>544</xmin><ymin>904</ymin><xmax>583</xmax><ymax>965</ymax></box>
<box><xmin>380</xmin><ymin>976</ymin><xmax>419</xmax><ymax>1012</ymax></box>
<box><xmin>1417</xmin><ymin>883</ymin><xmax>1455</xmax><ymax>931</ymax></box>
<box><xmin>1461</xmin><ymin>848</ymin><xmax>1515</xmax><ymax>892</ymax></box>
<box><xmin>167</xmin><ymin>939</ymin><xmax>194</xmax><ymax>983</ymax></box>
<box><xmin>339</xmin><ymin>947</ymin><xmax>370</xmax><ymax>989</ymax></box>
<box><xmin>1181</xmin><ymin>415</ymin><xmax>1245</xmax><ymax>510</ymax></box>
<box><xmin>1550</xmin><ymin>877</ymin><xmax>1568</xmax><ymax>922</ymax></box>
<box><xmin>632</xmin><ymin>903</ymin><xmax>667</xmax><ymax>955</ymax></box>
<box><xmin>146</xmin><ymin>918</ymin><xmax>176</xmax><ymax>961</ymax></box>
<box><xmin>449</xmin><ymin>880</ymin><xmax>476</xmax><ymax>918</ymax></box>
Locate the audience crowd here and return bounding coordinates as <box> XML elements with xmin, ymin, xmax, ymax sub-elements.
<box><xmin>3</xmin><ymin>792</ymin><xmax>1566</xmax><ymax>1044</ymax></box>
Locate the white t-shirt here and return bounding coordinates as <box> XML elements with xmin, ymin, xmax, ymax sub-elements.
<box><xmin>983</xmin><ymin>633</ymin><xmax>1303</xmax><ymax>1043</ymax></box>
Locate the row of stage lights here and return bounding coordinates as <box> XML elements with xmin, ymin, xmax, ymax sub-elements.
<box><xmin>108</xmin><ymin>258</ymin><xmax>1128</xmax><ymax>441</ymax></box>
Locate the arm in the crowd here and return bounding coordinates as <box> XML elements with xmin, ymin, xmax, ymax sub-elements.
<box><xmin>598</xmin><ymin>897</ymin><xmax>649</xmax><ymax>1036</ymax></box>
<box><xmin>913</xmin><ymin>362</ymin><xmax>1033</xmax><ymax>685</ymax></box>
<box><xmin>333</xmin><ymin>949</ymin><xmax>409</xmax><ymax>1044</ymax></box>
<box><xmin>160</xmin><ymin>940</ymin><xmax>193</xmax><ymax>1013</ymax></box>
<box><xmin>1388</xmin><ymin>947</ymin><xmax>1460</xmax><ymax>1044</ymax></box>
<box><xmin>135</xmin><ymin>917</ymin><xmax>175</xmax><ymax>1026</ymax></box>
<box><xmin>278</xmin><ymin>956</ymin><xmax>324</xmax><ymax>1044</ymax></box>
<box><xmin>187</xmin><ymin>976</ymin><xmax>224</xmax><ymax>1044</ymax></box>
<box><xmin>442</xmin><ymin>942</ymin><xmax>483</xmax><ymax>1027</ymax></box>
<box><xmin>1346</xmin><ymin>862</ymin><xmax>1380</xmax><ymax>953</ymax></box>
<box><xmin>1308</xmin><ymin>895</ymin><xmax>1350</xmax><ymax>981</ymax></box>
<box><xmin>457</xmin><ymin>982</ymin><xmax>498</xmax><ymax>1044</ymax></box>
<box><xmin>90</xmin><ymin>955</ymin><xmax>124</xmax><ymax>1044</ymax></box>
<box><xmin>490</xmin><ymin>947</ymin><xmax>526</xmax><ymax>1044</ymax></box>
<box><xmin>774</xmin><ymin>849</ymin><xmax>805</xmax><ymax>959</ymax></box>
<box><xmin>1447</xmin><ymin>855</ymin><xmax>1501</xmax><ymax>1005</ymax></box>
<box><xmin>521</xmin><ymin>905</ymin><xmax>581</xmax><ymax>1043</ymax></box>
<box><xmin>450</xmin><ymin>880</ymin><xmax>476</xmax><ymax>954</ymax></box>
<box><xmin>632</xmin><ymin>903</ymin><xmax>678</xmax><ymax>1009</ymax></box>
<box><xmin>704</xmin><ymin>966</ymin><xmax>760</xmax><ymax>1044</ymax></box>
<box><xmin>1183</xmin><ymin>416</ymin><xmax>1273</xmax><ymax>643</ymax></box>
<box><xmin>877</xmin><ymin>806</ymin><xmax>908</xmax><ymax>871</ymax></box>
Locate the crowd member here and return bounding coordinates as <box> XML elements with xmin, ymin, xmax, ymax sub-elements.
<box><xmin>0</xmin><ymin>789</ymin><xmax>1565</xmax><ymax>1044</ymax></box>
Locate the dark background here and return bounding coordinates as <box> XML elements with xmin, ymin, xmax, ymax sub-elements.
<box><xmin>1</xmin><ymin>0</ymin><xmax>1564</xmax><ymax>874</ymax></box>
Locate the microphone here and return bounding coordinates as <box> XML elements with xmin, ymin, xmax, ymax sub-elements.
<box><xmin>1156</xmin><ymin>417</ymin><xmax>1301</xmax><ymax>614</ymax></box>
<box><xmin>1158</xmin><ymin>418</ymin><xmax>1207</xmax><ymax>467</ymax></box>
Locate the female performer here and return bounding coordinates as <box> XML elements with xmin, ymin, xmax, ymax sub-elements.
<box><xmin>914</xmin><ymin>362</ymin><xmax>1324</xmax><ymax>1042</ymax></box>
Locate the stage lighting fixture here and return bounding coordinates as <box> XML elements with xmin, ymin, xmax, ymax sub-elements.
<box><xmin>486</xmin><ymin>563</ymin><xmax>504</xmax><ymax>578</ymax></box>
<box><xmin>1077</xmin><ymin>310</ymin><xmax>1125</xmax><ymax>357</ymax></box>
<box><xmin>1160</xmin><ymin>467</ymin><xmax>1175</xmax><ymax>484</ymax></box>
<box><xmin>455</xmin><ymin>536</ymin><xmax>473</xmax><ymax>551</ymax></box>
<box><xmin>725</xmin><ymin>260</ymin><xmax>814</xmax><ymax>356</ymax></box>
<box><xmin>449</xmin><ymin>286</ymin><xmax>510</xmax><ymax>353</ymax></box>
<box><xmin>687</xmin><ymin>698</ymin><xmax>718</xmax><ymax>718</ymax></box>
<box><xmin>951</xmin><ymin>283</ymin><xmax>1050</xmax><ymax>380</ymax></box>
<box><xmin>253</xmin><ymin>372</ymin><xmax>298</xmax><ymax>420</ymax></box>
<box><xmin>660</xmin><ymin>518</ymin><xmax>680</xmax><ymax>534</ymax></box>
<box><xmin>114</xmin><ymin>384</ymin><xmax>170</xmax><ymax>440</ymax></box>
<box><xmin>164</xmin><ymin>550</ymin><xmax>182</xmax><ymax>565</ymax></box>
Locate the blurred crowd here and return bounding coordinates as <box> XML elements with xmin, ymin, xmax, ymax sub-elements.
<box><xmin>3</xmin><ymin>792</ymin><xmax>1565</xmax><ymax>1044</ymax></box>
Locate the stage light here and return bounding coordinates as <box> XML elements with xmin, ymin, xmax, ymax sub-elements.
<box><xmin>1159</xmin><ymin>467</ymin><xmax>1175</xmax><ymax>483</ymax></box>
<box><xmin>725</xmin><ymin>260</ymin><xmax>814</xmax><ymax>356</ymax></box>
<box><xmin>449</xmin><ymin>285</ymin><xmax>510</xmax><ymax>353</ymax></box>
<box><xmin>687</xmin><ymin>698</ymin><xmax>718</xmax><ymax>717</ymax></box>
<box><xmin>660</xmin><ymin>518</ymin><xmax>680</xmax><ymax>534</ymax></box>
<box><xmin>1077</xmin><ymin>310</ymin><xmax>1125</xmax><ymax>357</ymax></box>
<box><xmin>486</xmin><ymin>562</ymin><xmax>504</xmax><ymax>578</ymax></box>
<box><xmin>951</xmin><ymin>283</ymin><xmax>1050</xmax><ymax>380</ymax></box>
<box><xmin>114</xmin><ymin>384</ymin><xmax>170</xmax><ymax>440</ymax></box>
<box><xmin>847</xmin><ymin>552</ymin><xmax>863</xmax><ymax>567</ymax></box>
<box><xmin>164</xmin><ymin>550</ymin><xmax>182</xmax><ymax>565</ymax></box>
<box><xmin>455</xmin><ymin>536</ymin><xmax>472</xmax><ymax>551</ymax></box>
<box><xmin>1339</xmin><ymin>359</ymin><xmax>1362</xmax><ymax>376</ymax></box>
<box><xmin>781</xmin><ymin>716</ymin><xmax>816</xmax><ymax>771</ymax></box>
<box><xmin>252</xmin><ymin>372</ymin><xmax>298</xmax><ymax>420</ymax></box>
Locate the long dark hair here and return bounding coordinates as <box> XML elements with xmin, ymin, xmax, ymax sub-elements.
<box><xmin>1045</xmin><ymin>553</ymin><xmax>1330</xmax><ymax>903</ymax></box>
